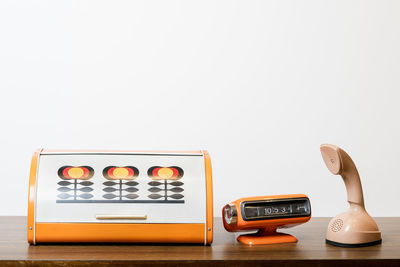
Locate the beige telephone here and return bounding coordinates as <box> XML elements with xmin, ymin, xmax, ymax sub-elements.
<box><xmin>320</xmin><ymin>144</ymin><xmax>382</xmax><ymax>247</ymax></box>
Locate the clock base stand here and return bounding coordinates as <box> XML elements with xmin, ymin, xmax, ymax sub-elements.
<box><xmin>237</xmin><ymin>230</ymin><xmax>297</xmax><ymax>245</ymax></box>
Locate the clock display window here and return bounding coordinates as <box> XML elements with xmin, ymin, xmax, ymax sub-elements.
<box><xmin>241</xmin><ymin>198</ymin><xmax>311</xmax><ymax>221</ymax></box>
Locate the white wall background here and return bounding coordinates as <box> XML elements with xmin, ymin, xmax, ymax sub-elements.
<box><xmin>0</xmin><ymin>0</ymin><xmax>399</xmax><ymax>217</ymax></box>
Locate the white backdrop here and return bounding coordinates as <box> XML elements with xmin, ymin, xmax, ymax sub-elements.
<box><xmin>0</xmin><ymin>0</ymin><xmax>399</xmax><ymax>217</ymax></box>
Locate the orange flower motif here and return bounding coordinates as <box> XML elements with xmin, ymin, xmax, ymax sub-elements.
<box><xmin>58</xmin><ymin>166</ymin><xmax>94</xmax><ymax>180</ymax></box>
<box><xmin>147</xmin><ymin>166</ymin><xmax>184</xmax><ymax>180</ymax></box>
<box><xmin>103</xmin><ymin>166</ymin><xmax>139</xmax><ymax>180</ymax></box>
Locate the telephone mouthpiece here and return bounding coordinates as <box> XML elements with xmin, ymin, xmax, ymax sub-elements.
<box><xmin>320</xmin><ymin>144</ymin><xmax>343</xmax><ymax>175</ymax></box>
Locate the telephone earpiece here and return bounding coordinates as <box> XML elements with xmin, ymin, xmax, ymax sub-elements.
<box><xmin>320</xmin><ymin>144</ymin><xmax>381</xmax><ymax>247</ymax></box>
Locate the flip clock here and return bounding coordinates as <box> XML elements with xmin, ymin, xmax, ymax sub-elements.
<box><xmin>223</xmin><ymin>194</ymin><xmax>311</xmax><ymax>245</ymax></box>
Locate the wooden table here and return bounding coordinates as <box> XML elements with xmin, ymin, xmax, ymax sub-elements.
<box><xmin>0</xmin><ymin>217</ymin><xmax>399</xmax><ymax>266</ymax></box>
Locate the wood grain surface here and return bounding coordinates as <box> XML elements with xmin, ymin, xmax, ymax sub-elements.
<box><xmin>0</xmin><ymin>217</ymin><xmax>399</xmax><ymax>266</ymax></box>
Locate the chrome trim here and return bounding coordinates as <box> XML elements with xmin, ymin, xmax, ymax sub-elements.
<box><xmin>40</xmin><ymin>151</ymin><xmax>202</xmax><ymax>156</ymax></box>
<box><xmin>95</xmin><ymin>215</ymin><xmax>147</xmax><ymax>220</ymax></box>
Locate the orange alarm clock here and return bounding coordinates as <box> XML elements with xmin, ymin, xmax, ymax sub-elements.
<box><xmin>223</xmin><ymin>194</ymin><xmax>311</xmax><ymax>245</ymax></box>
